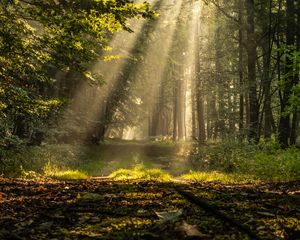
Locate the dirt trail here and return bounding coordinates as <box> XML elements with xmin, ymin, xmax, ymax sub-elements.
<box><xmin>82</xmin><ymin>142</ymin><xmax>194</xmax><ymax>176</ymax></box>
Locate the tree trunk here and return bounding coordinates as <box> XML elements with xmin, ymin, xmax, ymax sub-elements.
<box><xmin>238</xmin><ymin>0</ymin><xmax>245</xmax><ymax>140</ymax></box>
<box><xmin>278</xmin><ymin>0</ymin><xmax>295</xmax><ymax>147</ymax></box>
<box><xmin>262</xmin><ymin>0</ymin><xmax>273</xmax><ymax>140</ymax></box>
<box><xmin>195</xmin><ymin>14</ymin><xmax>206</xmax><ymax>144</ymax></box>
<box><xmin>290</xmin><ymin>1</ymin><xmax>299</xmax><ymax>145</ymax></box>
<box><xmin>246</xmin><ymin>0</ymin><xmax>259</xmax><ymax>143</ymax></box>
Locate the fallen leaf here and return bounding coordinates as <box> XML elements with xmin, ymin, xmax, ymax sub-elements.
<box><xmin>176</xmin><ymin>220</ymin><xmax>209</xmax><ymax>239</ymax></box>
<box><xmin>155</xmin><ymin>209</ymin><xmax>183</xmax><ymax>223</ymax></box>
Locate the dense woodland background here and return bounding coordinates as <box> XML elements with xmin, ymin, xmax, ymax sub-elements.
<box><xmin>0</xmin><ymin>1</ymin><xmax>300</xmax><ymax>239</ymax></box>
<box><xmin>0</xmin><ymin>0</ymin><xmax>300</xmax><ymax>179</ymax></box>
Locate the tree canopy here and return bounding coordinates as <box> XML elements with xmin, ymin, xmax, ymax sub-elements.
<box><xmin>0</xmin><ymin>0</ymin><xmax>153</xmax><ymax>147</ymax></box>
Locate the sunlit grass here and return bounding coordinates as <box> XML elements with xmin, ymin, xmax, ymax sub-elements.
<box><xmin>46</xmin><ymin>169</ymin><xmax>89</xmax><ymax>179</ymax></box>
<box><xmin>43</xmin><ymin>162</ymin><xmax>88</xmax><ymax>179</ymax></box>
<box><xmin>180</xmin><ymin>171</ymin><xmax>260</xmax><ymax>184</ymax></box>
<box><xmin>109</xmin><ymin>163</ymin><xmax>171</xmax><ymax>181</ymax></box>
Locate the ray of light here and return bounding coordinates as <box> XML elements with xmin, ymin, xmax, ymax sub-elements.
<box><xmin>55</xmin><ymin>0</ymin><xmax>158</xmax><ymax>142</ymax></box>
<box><xmin>120</xmin><ymin>0</ymin><xmax>185</xmax><ymax>140</ymax></box>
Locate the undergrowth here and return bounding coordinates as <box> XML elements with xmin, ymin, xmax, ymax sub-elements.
<box><xmin>188</xmin><ymin>140</ymin><xmax>300</xmax><ymax>182</ymax></box>
<box><xmin>0</xmin><ymin>140</ymin><xmax>299</xmax><ymax>182</ymax></box>
<box><xmin>109</xmin><ymin>163</ymin><xmax>171</xmax><ymax>181</ymax></box>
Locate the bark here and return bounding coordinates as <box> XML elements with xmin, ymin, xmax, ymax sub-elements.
<box><xmin>290</xmin><ymin>1</ymin><xmax>300</xmax><ymax>145</ymax></box>
<box><xmin>262</xmin><ymin>0</ymin><xmax>273</xmax><ymax>140</ymax></box>
<box><xmin>195</xmin><ymin>14</ymin><xmax>206</xmax><ymax>144</ymax></box>
<box><xmin>278</xmin><ymin>0</ymin><xmax>295</xmax><ymax>147</ymax></box>
<box><xmin>246</xmin><ymin>0</ymin><xmax>259</xmax><ymax>143</ymax></box>
<box><xmin>238</xmin><ymin>0</ymin><xmax>244</xmax><ymax>140</ymax></box>
<box><xmin>173</xmin><ymin>75</ymin><xmax>178</xmax><ymax>141</ymax></box>
<box><xmin>215</xmin><ymin>1</ymin><xmax>226</xmax><ymax>137</ymax></box>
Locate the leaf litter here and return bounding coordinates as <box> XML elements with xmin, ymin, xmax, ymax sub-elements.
<box><xmin>0</xmin><ymin>177</ymin><xmax>299</xmax><ymax>239</ymax></box>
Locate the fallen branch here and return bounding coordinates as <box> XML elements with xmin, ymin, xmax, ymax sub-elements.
<box><xmin>175</xmin><ymin>187</ymin><xmax>261</xmax><ymax>240</ymax></box>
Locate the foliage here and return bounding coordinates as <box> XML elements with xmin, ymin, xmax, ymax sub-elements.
<box><xmin>288</xmin><ymin>82</ymin><xmax>300</xmax><ymax>113</ymax></box>
<box><xmin>0</xmin><ymin>0</ymin><xmax>153</xmax><ymax>147</ymax></box>
<box><xmin>1</xmin><ymin>141</ymin><xmax>300</xmax><ymax>182</ymax></box>
<box><xmin>188</xmin><ymin>140</ymin><xmax>300</xmax><ymax>182</ymax></box>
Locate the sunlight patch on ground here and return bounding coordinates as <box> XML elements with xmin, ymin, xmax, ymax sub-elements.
<box><xmin>45</xmin><ymin>169</ymin><xmax>88</xmax><ymax>180</ymax></box>
<box><xmin>180</xmin><ymin>171</ymin><xmax>260</xmax><ymax>184</ymax></box>
<box><xmin>109</xmin><ymin>163</ymin><xmax>171</xmax><ymax>181</ymax></box>
<box><xmin>43</xmin><ymin>162</ymin><xmax>88</xmax><ymax>179</ymax></box>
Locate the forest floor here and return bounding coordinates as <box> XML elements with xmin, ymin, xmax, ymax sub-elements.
<box><xmin>0</xmin><ymin>177</ymin><xmax>299</xmax><ymax>240</ymax></box>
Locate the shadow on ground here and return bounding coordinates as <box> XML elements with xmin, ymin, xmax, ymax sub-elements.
<box><xmin>0</xmin><ymin>178</ymin><xmax>299</xmax><ymax>240</ymax></box>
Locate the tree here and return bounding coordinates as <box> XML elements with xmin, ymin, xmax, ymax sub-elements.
<box><xmin>0</xmin><ymin>0</ymin><xmax>153</xmax><ymax>147</ymax></box>
<box><xmin>278</xmin><ymin>0</ymin><xmax>296</xmax><ymax>147</ymax></box>
<box><xmin>246</xmin><ymin>0</ymin><xmax>259</xmax><ymax>143</ymax></box>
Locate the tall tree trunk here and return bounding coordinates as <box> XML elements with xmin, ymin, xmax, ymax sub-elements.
<box><xmin>215</xmin><ymin>0</ymin><xmax>226</xmax><ymax>138</ymax></box>
<box><xmin>173</xmin><ymin>72</ymin><xmax>178</xmax><ymax>141</ymax></box>
<box><xmin>290</xmin><ymin>1</ymin><xmax>299</xmax><ymax>145</ymax></box>
<box><xmin>246</xmin><ymin>0</ymin><xmax>259</xmax><ymax>143</ymax></box>
<box><xmin>195</xmin><ymin>13</ymin><xmax>206</xmax><ymax>144</ymax></box>
<box><xmin>262</xmin><ymin>0</ymin><xmax>273</xmax><ymax>140</ymax></box>
<box><xmin>278</xmin><ymin>0</ymin><xmax>295</xmax><ymax>147</ymax></box>
<box><xmin>177</xmin><ymin>77</ymin><xmax>184</xmax><ymax>140</ymax></box>
<box><xmin>238</xmin><ymin>0</ymin><xmax>244</xmax><ymax>140</ymax></box>
<box><xmin>191</xmin><ymin>81</ymin><xmax>197</xmax><ymax>138</ymax></box>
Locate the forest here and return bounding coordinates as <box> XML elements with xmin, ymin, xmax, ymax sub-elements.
<box><xmin>0</xmin><ymin>0</ymin><xmax>300</xmax><ymax>239</ymax></box>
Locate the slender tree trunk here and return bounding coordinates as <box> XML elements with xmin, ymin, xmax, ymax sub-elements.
<box><xmin>246</xmin><ymin>0</ymin><xmax>259</xmax><ymax>143</ymax></box>
<box><xmin>177</xmin><ymin>78</ymin><xmax>184</xmax><ymax>140</ymax></box>
<box><xmin>191</xmin><ymin>81</ymin><xmax>197</xmax><ymax>138</ymax></box>
<box><xmin>215</xmin><ymin>1</ymin><xmax>225</xmax><ymax>138</ymax></box>
<box><xmin>173</xmin><ymin>72</ymin><xmax>178</xmax><ymax>141</ymax></box>
<box><xmin>238</xmin><ymin>0</ymin><xmax>244</xmax><ymax>140</ymax></box>
<box><xmin>278</xmin><ymin>0</ymin><xmax>295</xmax><ymax>147</ymax></box>
<box><xmin>290</xmin><ymin>1</ymin><xmax>299</xmax><ymax>145</ymax></box>
<box><xmin>195</xmin><ymin>13</ymin><xmax>206</xmax><ymax>144</ymax></box>
<box><xmin>262</xmin><ymin>1</ymin><xmax>273</xmax><ymax>140</ymax></box>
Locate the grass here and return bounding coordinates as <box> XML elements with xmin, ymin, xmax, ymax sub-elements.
<box><xmin>180</xmin><ymin>171</ymin><xmax>260</xmax><ymax>184</ymax></box>
<box><xmin>109</xmin><ymin>163</ymin><xmax>171</xmax><ymax>181</ymax></box>
<box><xmin>44</xmin><ymin>169</ymin><xmax>88</xmax><ymax>179</ymax></box>
<box><xmin>188</xmin><ymin>140</ymin><xmax>300</xmax><ymax>182</ymax></box>
<box><xmin>1</xmin><ymin>140</ymin><xmax>300</xmax><ymax>183</ymax></box>
<box><xmin>42</xmin><ymin>161</ymin><xmax>89</xmax><ymax>179</ymax></box>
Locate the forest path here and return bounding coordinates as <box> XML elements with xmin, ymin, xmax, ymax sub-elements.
<box><xmin>78</xmin><ymin>141</ymin><xmax>196</xmax><ymax>176</ymax></box>
<box><xmin>0</xmin><ymin>178</ymin><xmax>299</xmax><ymax>240</ymax></box>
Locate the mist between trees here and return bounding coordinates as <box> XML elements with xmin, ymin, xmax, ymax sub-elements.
<box><xmin>0</xmin><ymin>0</ymin><xmax>300</xmax><ymax>178</ymax></box>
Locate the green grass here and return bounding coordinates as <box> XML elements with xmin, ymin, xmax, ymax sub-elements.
<box><xmin>46</xmin><ymin>169</ymin><xmax>88</xmax><ymax>179</ymax></box>
<box><xmin>109</xmin><ymin>163</ymin><xmax>171</xmax><ymax>181</ymax></box>
<box><xmin>43</xmin><ymin>162</ymin><xmax>88</xmax><ymax>179</ymax></box>
<box><xmin>180</xmin><ymin>171</ymin><xmax>260</xmax><ymax>184</ymax></box>
<box><xmin>1</xmin><ymin>140</ymin><xmax>300</xmax><ymax>183</ymax></box>
<box><xmin>188</xmin><ymin>141</ymin><xmax>300</xmax><ymax>182</ymax></box>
